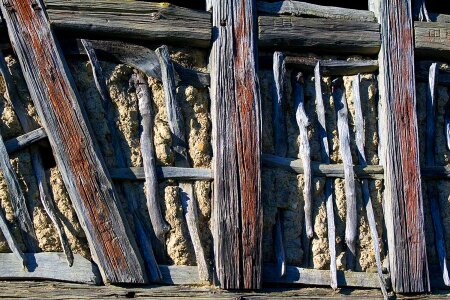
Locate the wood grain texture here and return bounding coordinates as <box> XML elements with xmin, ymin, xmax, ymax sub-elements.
<box><xmin>274</xmin><ymin>210</ymin><xmax>286</xmax><ymax>278</ymax></box>
<box><xmin>414</xmin><ymin>22</ymin><xmax>450</xmax><ymax>60</ymax></box>
<box><xmin>131</xmin><ymin>70</ymin><xmax>169</xmax><ymax>250</ymax></box>
<box><xmin>0</xmin><ymin>51</ymin><xmax>73</xmax><ymax>266</ymax></box>
<box><xmin>413</xmin><ymin>0</ymin><xmax>430</xmax><ymax>22</ymax></box>
<box><xmin>156</xmin><ymin>45</ymin><xmax>210</xmax><ymax>282</ymax></box>
<box><xmin>0</xmin><ymin>253</ymin><xmax>101</xmax><ymax>284</ymax></box>
<box><xmin>353</xmin><ymin>74</ymin><xmax>388</xmax><ymax>298</ymax></box>
<box><xmin>292</xmin><ymin>72</ymin><xmax>313</xmax><ymax>240</ymax></box>
<box><xmin>4</xmin><ymin>128</ymin><xmax>47</xmax><ymax>154</ymax></box>
<box><xmin>0</xmin><ymin>204</ymin><xmax>27</xmax><ymax>268</ymax></box>
<box><xmin>257</xmin><ymin>1</ymin><xmax>376</xmax><ymax>22</ymax></box>
<box><xmin>0</xmin><ymin>0</ymin><xmax>146</xmax><ymax>284</ymax></box>
<box><xmin>272</xmin><ymin>51</ymin><xmax>287</xmax><ymax>157</ymax></box>
<box><xmin>44</xmin><ymin>0</ymin><xmax>211</xmax><ymax>47</ymax></box>
<box><xmin>425</xmin><ymin>64</ymin><xmax>450</xmax><ymax>286</ymax></box>
<box><xmin>314</xmin><ymin>62</ymin><xmax>337</xmax><ymax>289</ymax></box>
<box><xmin>258</xmin><ymin>16</ymin><xmax>380</xmax><ymax>55</ymax></box>
<box><xmin>332</xmin><ymin>78</ymin><xmax>356</xmax><ymax>270</ymax></box>
<box><xmin>210</xmin><ymin>0</ymin><xmax>263</xmax><ymax>289</ymax></box>
<box><xmin>378</xmin><ymin>0</ymin><xmax>429</xmax><ymax>292</ymax></box>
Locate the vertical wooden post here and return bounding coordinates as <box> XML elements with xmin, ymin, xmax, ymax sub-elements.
<box><xmin>376</xmin><ymin>0</ymin><xmax>429</xmax><ymax>293</ymax></box>
<box><xmin>0</xmin><ymin>0</ymin><xmax>147</xmax><ymax>283</ymax></box>
<box><xmin>210</xmin><ymin>0</ymin><xmax>263</xmax><ymax>289</ymax></box>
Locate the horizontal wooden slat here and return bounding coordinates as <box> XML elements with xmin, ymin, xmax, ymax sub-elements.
<box><xmin>4</xmin><ymin>128</ymin><xmax>47</xmax><ymax>153</ymax></box>
<box><xmin>110</xmin><ymin>166</ymin><xmax>212</xmax><ymax>181</ymax></box>
<box><xmin>415</xmin><ymin>22</ymin><xmax>450</xmax><ymax>60</ymax></box>
<box><xmin>0</xmin><ymin>253</ymin><xmax>101</xmax><ymax>284</ymax></box>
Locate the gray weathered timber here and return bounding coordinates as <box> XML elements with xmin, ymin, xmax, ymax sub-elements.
<box><xmin>281</xmin><ymin>57</ymin><xmax>379</xmax><ymax>76</ymax></box>
<box><xmin>274</xmin><ymin>211</ymin><xmax>286</xmax><ymax>278</ymax></box>
<box><xmin>353</xmin><ymin>74</ymin><xmax>388</xmax><ymax>298</ymax></box>
<box><xmin>263</xmin><ymin>264</ymin><xmax>390</xmax><ymax>289</ymax></box>
<box><xmin>314</xmin><ymin>62</ymin><xmax>337</xmax><ymax>289</ymax></box>
<box><xmin>131</xmin><ymin>71</ymin><xmax>169</xmax><ymax>251</ymax></box>
<box><xmin>82</xmin><ymin>40</ymin><xmax>162</xmax><ymax>281</ymax></box>
<box><xmin>257</xmin><ymin>1</ymin><xmax>376</xmax><ymax>22</ymax></box>
<box><xmin>378</xmin><ymin>0</ymin><xmax>429</xmax><ymax>293</ymax></box>
<box><xmin>0</xmin><ymin>253</ymin><xmax>101</xmax><ymax>284</ymax></box>
<box><xmin>211</xmin><ymin>0</ymin><xmax>263</xmax><ymax>289</ymax></box>
<box><xmin>0</xmin><ymin>51</ymin><xmax>73</xmax><ymax>266</ymax></box>
<box><xmin>61</xmin><ymin>39</ymin><xmax>210</xmax><ymax>89</ymax></box>
<box><xmin>258</xmin><ymin>16</ymin><xmax>380</xmax><ymax>55</ymax></box>
<box><xmin>4</xmin><ymin>128</ymin><xmax>47</xmax><ymax>154</ymax></box>
<box><xmin>415</xmin><ymin>22</ymin><xmax>450</xmax><ymax>60</ymax></box>
<box><xmin>332</xmin><ymin>78</ymin><xmax>357</xmax><ymax>270</ymax></box>
<box><xmin>0</xmin><ymin>206</ymin><xmax>27</xmax><ymax>268</ymax></box>
<box><xmin>292</xmin><ymin>73</ymin><xmax>313</xmax><ymax>240</ymax></box>
<box><xmin>416</xmin><ymin>61</ymin><xmax>450</xmax><ymax>86</ymax></box>
<box><xmin>272</xmin><ymin>52</ymin><xmax>288</xmax><ymax>157</ymax></box>
<box><xmin>0</xmin><ymin>133</ymin><xmax>38</xmax><ymax>253</ymax></box>
<box><xmin>156</xmin><ymin>45</ymin><xmax>209</xmax><ymax>282</ymax></box>
<box><xmin>425</xmin><ymin>63</ymin><xmax>450</xmax><ymax>286</ymax></box>
<box><xmin>44</xmin><ymin>0</ymin><xmax>211</xmax><ymax>48</ymax></box>
<box><xmin>0</xmin><ymin>0</ymin><xmax>147</xmax><ymax>283</ymax></box>
<box><xmin>110</xmin><ymin>166</ymin><xmax>213</xmax><ymax>181</ymax></box>
<box><xmin>413</xmin><ymin>0</ymin><xmax>430</xmax><ymax>22</ymax></box>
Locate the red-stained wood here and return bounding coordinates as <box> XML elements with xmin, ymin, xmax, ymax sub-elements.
<box><xmin>378</xmin><ymin>0</ymin><xmax>429</xmax><ymax>293</ymax></box>
<box><xmin>0</xmin><ymin>0</ymin><xmax>147</xmax><ymax>283</ymax></box>
<box><xmin>210</xmin><ymin>0</ymin><xmax>263</xmax><ymax>289</ymax></box>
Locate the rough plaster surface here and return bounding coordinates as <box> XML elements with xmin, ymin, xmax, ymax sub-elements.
<box><xmin>0</xmin><ymin>47</ymin><xmax>446</xmax><ymax>280</ymax></box>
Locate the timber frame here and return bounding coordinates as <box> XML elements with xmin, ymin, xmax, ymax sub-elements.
<box><xmin>0</xmin><ymin>0</ymin><xmax>447</xmax><ymax>297</ymax></box>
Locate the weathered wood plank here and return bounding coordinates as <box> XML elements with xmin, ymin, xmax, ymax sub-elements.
<box><xmin>314</xmin><ymin>62</ymin><xmax>337</xmax><ymax>289</ymax></box>
<box><xmin>0</xmin><ymin>253</ymin><xmax>101</xmax><ymax>284</ymax></box>
<box><xmin>258</xmin><ymin>16</ymin><xmax>381</xmax><ymax>55</ymax></box>
<box><xmin>274</xmin><ymin>211</ymin><xmax>286</xmax><ymax>278</ymax></box>
<box><xmin>446</xmin><ymin>101</ymin><xmax>450</xmax><ymax>151</ymax></box>
<box><xmin>353</xmin><ymin>74</ymin><xmax>388</xmax><ymax>298</ymax></box>
<box><xmin>0</xmin><ymin>0</ymin><xmax>147</xmax><ymax>283</ymax></box>
<box><xmin>414</xmin><ymin>22</ymin><xmax>450</xmax><ymax>60</ymax></box>
<box><xmin>292</xmin><ymin>72</ymin><xmax>313</xmax><ymax>240</ymax></box>
<box><xmin>45</xmin><ymin>0</ymin><xmax>211</xmax><ymax>48</ymax></box>
<box><xmin>0</xmin><ymin>205</ymin><xmax>27</xmax><ymax>268</ymax></box>
<box><xmin>0</xmin><ymin>51</ymin><xmax>73</xmax><ymax>266</ymax></box>
<box><xmin>332</xmin><ymin>78</ymin><xmax>357</xmax><ymax>270</ymax></box>
<box><xmin>257</xmin><ymin>1</ymin><xmax>376</xmax><ymax>22</ymax></box>
<box><xmin>82</xmin><ymin>40</ymin><xmax>162</xmax><ymax>281</ymax></box>
<box><xmin>416</xmin><ymin>61</ymin><xmax>450</xmax><ymax>86</ymax></box>
<box><xmin>272</xmin><ymin>51</ymin><xmax>287</xmax><ymax>157</ymax></box>
<box><xmin>156</xmin><ymin>45</ymin><xmax>210</xmax><ymax>282</ymax></box>
<box><xmin>413</xmin><ymin>0</ymin><xmax>430</xmax><ymax>22</ymax></box>
<box><xmin>110</xmin><ymin>166</ymin><xmax>212</xmax><ymax>181</ymax></box>
<box><xmin>4</xmin><ymin>128</ymin><xmax>47</xmax><ymax>154</ymax></box>
<box><xmin>378</xmin><ymin>0</ymin><xmax>429</xmax><ymax>293</ymax></box>
<box><xmin>425</xmin><ymin>63</ymin><xmax>450</xmax><ymax>286</ymax></box>
<box><xmin>210</xmin><ymin>0</ymin><xmax>263</xmax><ymax>289</ymax></box>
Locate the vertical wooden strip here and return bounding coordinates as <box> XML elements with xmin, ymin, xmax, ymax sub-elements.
<box><xmin>413</xmin><ymin>0</ymin><xmax>430</xmax><ymax>22</ymax></box>
<box><xmin>314</xmin><ymin>62</ymin><xmax>337</xmax><ymax>289</ymax></box>
<box><xmin>156</xmin><ymin>45</ymin><xmax>210</xmax><ymax>282</ymax></box>
<box><xmin>425</xmin><ymin>64</ymin><xmax>450</xmax><ymax>286</ymax></box>
<box><xmin>446</xmin><ymin>101</ymin><xmax>450</xmax><ymax>151</ymax></box>
<box><xmin>0</xmin><ymin>0</ymin><xmax>147</xmax><ymax>283</ymax></box>
<box><xmin>292</xmin><ymin>72</ymin><xmax>313</xmax><ymax>240</ymax></box>
<box><xmin>378</xmin><ymin>0</ymin><xmax>429</xmax><ymax>292</ymax></box>
<box><xmin>272</xmin><ymin>51</ymin><xmax>287</xmax><ymax>157</ymax></box>
<box><xmin>210</xmin><ymin>0</ymin><xmax>263</xmax><ymax>289</ymax></box>
<box><xmin>332</xmin><ymin>78</ymin><xmax>357</xmax><ymax>270</ymax></box>
<box><xmin>274</xmin><ymin>211</ymin><xmax>286</xmax><ymax>277</ymax></box>
<box><xmin>353</xmin><ymin>74</ymin><xmax>388</xmax><ymax>298</ymax></box>
<box><xmin>0</xmin><ymin>51</ymin><xmax>73</xmax><ymax>265</ymax></box>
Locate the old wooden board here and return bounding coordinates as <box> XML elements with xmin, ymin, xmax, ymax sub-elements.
<box><xmin>414</xmin><ymin>22</ymin><xmax>450</xmax><ymax>60</ymax></box>
<box><xmin>0</xmin><ymin>253</ymin><xmax>101</xmax><ymax>284</ymax></box>
<box><xmin>377</xmin><ymin>0</ymin><xmax>429</xmax><ymax>293</ymax></box>
<box><xmin>0</xmin><ymin>0</ymin><xmax>146</xmax><ymax>284</ymax></box>
<box><xmin>210</xmin><ymin>0</ymin><xmax>263</xmax><ymax>289</ymax></box>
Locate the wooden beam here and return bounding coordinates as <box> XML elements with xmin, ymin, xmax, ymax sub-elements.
<box><xmin>0</xmin><ymin>253</ymin><xmax>101</xmax><ymax>284</ymax></box>
<box><xmin>0</xmin><ymin>0</ymin><xmax>147</xmax><ymax>284</ymax></box>
<box><xmin>282</xmin><ymin>57</ymin><xmax>379</xmax><ymax>76</ymax></box>
<box><xmin>210</xmin><ymin>0</ymin><xmax>263</xmax><ymax>289</ymax></box>
<box><xmin>4</xmin><ymin>128</ymin><xmax>47</xmax><ymax>153</ymax></box>
<box><xmin>258</xmin><ymin>16</ymin><xmax>381</xmax><ymax>55</ymax></box>
<box><xmin>414</xmin><ymin>22</ymin><xmax>450</xmax><ymax>60</ymax></box>
<box><xmin>377</xmin><ymin>0</ymin><xmax>429</xmax><ymax>293</ymax></box>
<box><xmin>257</xmin><ymin>1</ymin><xmax>377</xmax><ymax>22</ymax></box>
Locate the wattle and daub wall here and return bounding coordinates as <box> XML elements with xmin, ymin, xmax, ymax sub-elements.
<box><xmin>0</xmin><ymin>46</ymin><xmax>448</xmax><ymax>275</ymax></box>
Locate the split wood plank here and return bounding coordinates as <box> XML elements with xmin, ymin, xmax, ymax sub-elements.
<box><xmin>425</xmin><ymin>63</ymin><xmax>450</xmax><ymax>286</ymax></box>
<box><xmin>0</xmin><ymin>253</ymin><xmax>101</xmax><ymax>284</ymax></box>
<box><xmin>156</xmin><ymin>45</ymin><xmax>209</xmax><ymax>283</ymax></box>
<box><xmin>0</xmin><ymin>51</ymin><xmax>73</xmax><ymax>266</ymax></box>
<box><xmin>0</xmin><ymin>204</ymin><xmax>27</xmax><ymax>268</ymax></box>
<box><xmin>210</xmin><ymin>0</ymin><xmax>263</xmax><ymax>289</ymax></box>
<box><xmin>378</xmin><ymin>0</ymin><xmax>429</xmax><ymax>292</ymax></box>
<box><xmin>353</xmin><ymin>74</ymin><xmax>388</xmax><ymax>298</ymax></box>
<box><xmin>332</xmin><ymin>78</ymin><xmax>357</xmax><ymax>271</ymax></box>
<box><xmin>314</xmin><ymin>62</ymin><xmax>337</xmax><ymax>289</ymax></box>
<box><xmin>81</xmin><ymin>39</ymin><xmax>162</xmax><ymax>281</ymax></box>
<box><xmin>257</xmin><ymin>1</ymin><xmax>376</xmax><ymax>22</ymax></box>
<box><xmin>271</xmin><ymin>51</ymin><xmax>287</xmax><ymax>277</ymax></box>
<box><xmin>0</xmin><ymin>0</ymin><xmax>147</xmax><ymax>283</ymax></box>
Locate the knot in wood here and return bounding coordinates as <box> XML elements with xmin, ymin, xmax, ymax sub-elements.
<box><xmin>149</xmin><ymin>12</ymin><xmax>162</xmax><ymax>21</ymax></box>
